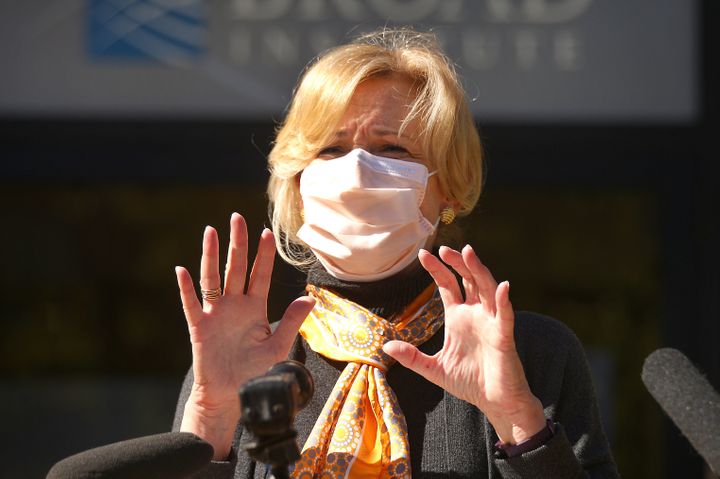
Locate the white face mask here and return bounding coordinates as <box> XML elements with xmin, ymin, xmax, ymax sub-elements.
<box><xmin>297</xmin><ymin>148</ymin><xmax>438</xmax><ymax>282</ymax></box>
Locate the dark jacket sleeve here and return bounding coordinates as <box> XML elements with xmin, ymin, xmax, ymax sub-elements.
<box><xmin>173</xmin><ymin>367</ymin><xmax>247</xmax><ymax>479</ymax></box>
<box><xmin>493</xmin><ymin>312</ymin><xmax>620</xmax><ymax>478</ymax></box>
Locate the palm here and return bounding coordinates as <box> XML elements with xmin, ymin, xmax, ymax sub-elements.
<box><xmin>186</xmin><ymin>298</ymin><xmax>274</xmax><ymax>398</ymax></box>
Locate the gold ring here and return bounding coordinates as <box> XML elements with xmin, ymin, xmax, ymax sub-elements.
<box><xmin>201</xmin><ymin>287</ymin><xmax>222</xmax><ymax>301</ymax></box>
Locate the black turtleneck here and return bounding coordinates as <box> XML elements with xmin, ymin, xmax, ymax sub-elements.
<box><xmin>305</xmin><ymin>259</ymin><xmax>434</xmax><ymax>320</ymax></box>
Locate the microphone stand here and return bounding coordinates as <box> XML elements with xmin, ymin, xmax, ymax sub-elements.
<box><xmin>239</xmin><ymin>361</ymin><xmax>314</xmax><ymax>479</ymax></box>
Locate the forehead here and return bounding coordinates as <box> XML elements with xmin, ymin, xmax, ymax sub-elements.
<box><xmin>337</xmin><ymin>74</ymin><xmax>419</xmax><ymax>134</ymax></box>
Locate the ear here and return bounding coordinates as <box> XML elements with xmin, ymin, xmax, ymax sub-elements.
<box><xmin>442</xmin><ymin>197</ymin><xmax>461</xmax><ymax>211</ymax></box>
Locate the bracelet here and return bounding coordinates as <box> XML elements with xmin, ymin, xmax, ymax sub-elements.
<box><xmin>494</xmin><ymin>419</ymin><xmax>556</xmax><ymax>458</ymax></box>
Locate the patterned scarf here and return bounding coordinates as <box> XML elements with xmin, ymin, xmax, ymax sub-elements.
<box><xmin>291</xmin><ymin>283</ymin><xmax>444</xmax><ymax>478</ymax></box>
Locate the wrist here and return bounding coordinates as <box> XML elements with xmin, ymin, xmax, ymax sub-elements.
<box><xmin>188</xmin><ymin>385</ymin><xmax>241</xmax><ymax>415</ymax></box>
<box><xmin>488</xmin><ymin>396</ymin><xmax>546</xmax><ymax>445</ymax></box>
<box><xmin>495</xmin><ymin>419</ymin><xmax>555</xmax><ymax>458</ymax></box>
<box><xmin>181</xmin><ymin>389</ymin><xmax>241</xmax><ymax>460</ymax></box>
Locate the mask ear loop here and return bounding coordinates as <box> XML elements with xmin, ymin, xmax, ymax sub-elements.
<box><xmin>420</xmin><ymin>170</ymin><xmax>443</xmax><ymax>229</ymax></box>
<box><xmin>418</xmin><ymin>170</ymin><xmax>442</xmax><ymax>224</ymax></box>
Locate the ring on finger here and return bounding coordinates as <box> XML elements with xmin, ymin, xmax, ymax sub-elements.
<box><xmin>201</xmin><ymin>287</ymin><xmax>222</xmax><ymax>301</ymax></box>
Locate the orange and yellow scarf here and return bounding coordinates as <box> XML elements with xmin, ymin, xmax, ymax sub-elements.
<box><xmin>291</xmin><ymin>283</ymin><xmax>444</xmax><ymax>479</ymax></box>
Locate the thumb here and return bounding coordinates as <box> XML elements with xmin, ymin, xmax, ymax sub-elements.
<box><xmin>272</xmin><ymin>296</ymin><xmax>315</xmax><ymax>353</ymax></box>
<box><xmin>383</xmin><ymin>340</ymin><xmax>441</xmax><ymax>385</ymax></box>
<box><xmin>495</xmin><ymin>281</ymin><xmax>516</xmax><ymax>341</ymax></box>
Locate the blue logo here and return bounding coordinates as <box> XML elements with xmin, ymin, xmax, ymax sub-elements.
<box><xmin>88</xmin><ymin>0</ymin><xmax>206</xmax><ymax>63</ymax></box>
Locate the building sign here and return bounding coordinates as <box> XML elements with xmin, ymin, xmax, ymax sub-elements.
<box><xmin>88</xmin><ymin>0</ymin><xmax>207</xmax><ymax>61</ymax></box>
<box><xmin>0</xmin><ymin>0</ymin><xmax>698</xmax><ymax>122</ymax></box>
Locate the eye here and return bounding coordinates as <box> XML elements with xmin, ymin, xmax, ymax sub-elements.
<box><xmin>317</xmin><ymin>146</ymin><xmax>345</xmax><ymax>159</ymax></box>
<box><xmin>380</xmin><ymin>144</ymin><xmax>410</xmax><ymax>158</ymax></box>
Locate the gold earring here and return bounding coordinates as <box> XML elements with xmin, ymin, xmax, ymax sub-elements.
<box><xmin>439</xmin><ymin>207</ymin><xmax>455</xmax><ymax>225</ymax></box>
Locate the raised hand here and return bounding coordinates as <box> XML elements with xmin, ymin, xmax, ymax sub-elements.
<box><xmin>175</xmin><ymin>213</ymin><xmax>315</xmax><ymax>459</ymax></box>
<box><xmin>383</xmin><ymin>245</ymin><xmax>546</xmax><ymax>445</ymax></box>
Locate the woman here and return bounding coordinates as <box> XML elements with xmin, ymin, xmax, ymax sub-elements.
<box><xmin>173</xmin><ymin>28</ymin><xmax>619</xmax><ymax>478</ymax></box>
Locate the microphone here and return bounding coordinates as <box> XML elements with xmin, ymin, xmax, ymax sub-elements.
<box><xmin>239</xmin><ymin>360</ymin><xmax>314</xmax><ymax>479</ymax></box>
<box><xmin>46</xmin><ymin>431</ymin><xmax>214</xmax><ymax>479</ymax></box>
<box><xmin>641</xmin><ymin>348</ymin><xmax>720</xmax><ymax>475</ymax></box>
<box><xmin>240</xmin><ymin>360</ymin><xmax>314</xmax><ymax>434</ymax></box>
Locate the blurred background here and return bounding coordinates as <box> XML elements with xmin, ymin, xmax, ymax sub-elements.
<box><xmin>0</xmin><ymin>0</ymin><xmax>717</xmax><ymax>477</ymax></box>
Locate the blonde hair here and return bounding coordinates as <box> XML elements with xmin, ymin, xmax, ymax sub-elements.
<box><xmin>267</xmin><ymin>27</ymin><xmax>484</xmax><ymax>268</ymax></box>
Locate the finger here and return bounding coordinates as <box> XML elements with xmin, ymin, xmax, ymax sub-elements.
<box><xmin>175</xmin><ymin>266</ymin><xmax>203</xmax><ymax>324</ymax></box>
<box><xmin>246</xmin><ymin>228</ymin><xmax>276</xmax><ymax>298</ymax></box>
<box><xmin>438</xmin><ymin>246</ymin><xmax>479</xmax><ymax>304</ymax></box>
<box><xmin>200</xmin><ymin>226</ymin><xmax>222</xmax><ymax>297</ymax></box>
<box><xmin>271</xmin><ymin>296</ymin><xmax>316</xmax><ymax>356</ymax></box>
<box><xmin>495</xmin><ymin>280</ymin><xmax>516</xmax><ymax>340</ymax></box>
<box><xmin>462</xmin><ymin>245</ymin><xmax>498</xmax><ymax>312</ymax></box>
<box><xmin>223</xmin><ymin>213</ymin><xmax>248</xmax><ymax>296</ymax></box>
<box><xmin>418</xmin><ymin>249</ymin><xmax>463</xmax><ymax>306</ymax></box>
<box><xmin>383</xmin><ymin>340</ymin><xmax>444</xmax><ymax>386</ymax></box>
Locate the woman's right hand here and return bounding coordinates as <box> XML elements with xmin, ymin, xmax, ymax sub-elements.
<box><xmin>175</xmin><ymin>212</ymin><xmax>315</xmax><ymax>459</ymax></box>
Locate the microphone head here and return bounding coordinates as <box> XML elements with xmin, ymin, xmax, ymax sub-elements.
<box><xmin>642</xmin><ymin>348</ymin><xmax>720</xmax><ymax>475</ymax></box>
<box><xmin>46</xmin><ymin>432</ymin><xmax>214</xmax><ymax>479</ymax></box>
<box><xmin>267</xmin><ymin>360</ymin><xmax>315</xmax><ymax>410</ymax></box>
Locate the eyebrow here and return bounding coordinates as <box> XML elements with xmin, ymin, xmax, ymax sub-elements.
<box><xmin>334</xmin><ymin>127</ymin><xmax>402</xmax><ymax>138</ymax></box>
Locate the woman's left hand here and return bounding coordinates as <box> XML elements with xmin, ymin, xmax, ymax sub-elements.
<box><xmin>383</xmin><ymin>245</ymin><xmax>546</xmax><ymax>445</ymax></box>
